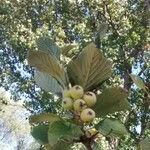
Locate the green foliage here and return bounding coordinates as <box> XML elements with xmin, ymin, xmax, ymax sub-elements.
<box><xmin>96</xmin><ymin>22</ymin><xmax>108</xmax><ymax>40</ymax></box>
<box><xmin>48</xmin><ymin>120</ymin><xmax>83</xmax><ymax>147</ymax></box>
<box><xmin>27</xmin><ymin>41</ymin><xmax>132</xmax><ymax>149</ymax></box>
<box><xmin>96</xmin><ymin>118</ymin><xmax>128</xmax><ymax>137</ymax></box>
<box><xmin>1</xmin><ymin>0</ymin><xmax>150</xmax><ymax>149</ymax></box>
<box><xmin>31</xmin><ymin>124</ymin><xmax>49</xmax><ymax>144</ymax></box>
<box><xmin>94</xmin><ymin>87</ymin><xmax>130</xmax><ymax>117</ymax></box>
<box><xmin>67</xmin><ymin>43</ymin><xmax>112</xmax><ymax>91</ymax></box>
<box><xmin>26</xmin><ymin>40</ymin><xmax>133</xmax><ymax>149</ymax></box>
<box><xmin>29</xmin><ymin>113</ymin><xmax>61</xmax><ymax>124</ymax></box>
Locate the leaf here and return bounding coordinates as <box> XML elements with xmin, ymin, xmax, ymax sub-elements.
<box><xmin>29</xmin><ymin>113</ymin><xmax>61</xmax><ymax>124</ymax></box>
<box><xmin>48</xmin><ymin>120</ymin><xmax>83</xmax><ymax>147</ymax></box>
<box><xmin>35</xmin><ymin>37</ymin><xmax>62</xmax><ymax>93</ymax></box>
<box><xmin>130</xmin><ymin>74</ymin><xmax>147</xmax><ymax>91</ymax></box>
<box><xmin>53</xmin><ymin>141</ymin><xmax>72</xmax><ymax>150</ymax></box>
<box><xmin>97</xmin><ymin>23</ymin><xmax>108</xmax><ymax>39</ymax></box>
<box><xmin>43</xmin><ymin>142</ymin><xmax>72</xmax><ymax>150</ymax></box>
<box><xmin>67</xmin><ymin>43</ymin><xmax>112</xmax><ymax>91</ymax></box>
<box><xmin>139</xmin><ymin>138</ymin><xmax>150</xmax><ymax>150</ymax></box>
<box><xmin>36</xmin><ymin>36</ymin><xmax>60</xmax><ymax>59</ymax></box>
<box><xmin>96</xmin><ymin>118</ymin><xmax>128</xmax><ymax>137</ymax></box>
<box><xmin>94</xmin><ymin>87</ymin><xmax>130</xmax><ymax>117</ymax></box>
<box><xmin>61</xmin><ymin>44</ymin><xmax>76</xmax><ymax>57</ymax></box>
<box><xmin>31</xmin><ymin>124</ymin><xmax>49</xmax><ymax>144</ymax></box>
<box><xmin>35</xmin><ymin>70</ymin><xmax>62</xmax><ymax>93</ymax></box>
<box><xmin>28</xmin><ymin>50</ymin><xmax>66</xmax><ymax>88</ymax></box>
<box><xmin>93</xmin><ymin>141</ymin><xmax>102</xmax><ymax>150</ymax></box>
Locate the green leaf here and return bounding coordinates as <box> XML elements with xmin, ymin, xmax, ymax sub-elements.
<box><xmin>28</xmin><ymin>50</ymin><xmax>66</xmax><ymax>88</ymax></box>
<box><xmin>139</xmin><ymin>138</ymin><xmax>150</xmax><ymax>150</ymax></box>
<box><xmin>36</xmin><ymin>36</ymin><xmax>60</xmax><ymax>59</ymax></box>
<box><xmin>130</xmin><ymin>74</ymin><xmax>147</xmax><ymax>91</ymax></box>
<box><xmin>93</xmin><ymin>141</ymin><xmax>102</xmax><ymax>150</ymax></box>
<box><xmin>67</xmin><ymin>43</ymin><xmax>112</xmax><ymax>91</ymax></box>
<box><xmin>48</xmin><ymin>120</ymin><xmax>83</xmax><ymax>147</ymax></box>
<box><xmin>61</xmin><ymin>44</ymin><xmax>76</xmax><ymax>57</ymax></box>
<box><xmin>35</xmin><ymin>70</ymin><xmax>62</xmax><ymax>93</ymax></box>
<box><xmin>43</xmin><ymin>142</ymin><xmax>72</xmax><ymax>150</ymax></box>
<box><xmin>31</xmin><ymin>124</ymin><xmax>49</xmax><ymax>144</ymax></box>
<box><xmin>94</xmin><ymin>87</ymin><xmax>130</xmax><ymax>117</ymax></box>
<box><xmin>29</xmin><ymin>113</ymin><xmax>61</xmax><ymax>124</ymax></box>
<box><xmin>97</xmin><ymin>23</ymin><xmax>108</xmax><ymax>39</ymax></box>
<box><xmin>34</xmin><ymin>36</ymin><xmax>62</xmax><ymax>93</ymax></box>
<box><xmin>96</xmin><ymin>118</ymin><xmax>128</xmax><ymax>137</ymax></box>
<box><xmin>53</xmin><ymin>141</ymin><xmax>72</xmax><ymax>150</ymax></box>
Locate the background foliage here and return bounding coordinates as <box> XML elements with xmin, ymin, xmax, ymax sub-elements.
<box><xmin>0</xmin><ymin>0</ymin><xmax>150</xmax><ymax>149</ymax></box>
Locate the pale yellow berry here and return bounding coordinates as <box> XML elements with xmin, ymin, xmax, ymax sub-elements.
<box><xmin>70</xmin><ymin>85</ymin><xmax>84</xmax><ymax>100</ymax></box>
<box><xmin>80</xmin><ymin>108</ymin><xmax>95</xmax><ymax>122</ymax></box>
<box><xmin>83</xmin><ymin>92</ymin><xmax>97</xmax><ymax>107</ymax></box>
<box><xmin>73</xmin><ymin>99</ymin><xmax>87</xmax><ymax>112</ymax></box>
<box><xmin>62</xmin><ymin>97</ymin><xmax>73</xmax><ymax>110</ymax></box>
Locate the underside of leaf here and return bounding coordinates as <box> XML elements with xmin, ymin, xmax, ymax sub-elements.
<box><xmin>27</xmin><ymin>50</ymin><xmax>66</xmax><ymax>88</ymax></box>
<box><xmin>67</xmin><ymin>43</ymin><xmax>112</xmax><ymax>91</ymax></box>
<box><xmin>36</xmin><ymin>36</ymin><xmax>60</xmax><ymax>59</ymax></box>
<box><xmin>35</xmin><ymin>70</ymin><xmax>62</xmax><ymax>93</ymax></box>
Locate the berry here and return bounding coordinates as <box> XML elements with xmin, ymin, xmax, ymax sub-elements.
<box><xmin>73</xmin><ymin>99</ymin><xmax>87</xmax><ymax>112</ymax></box>
<box><xmin>80</xmin><ymin>108</ymin><xmax>95</xmax><ymax>122</ymax></box>
<box><xmin>83</xmin><ymin>92</ymin><xmax>97</xmax><ymax>107</ymax></box>
<box><xmin>62</xmin><ymin>97</ymin><xmax>73</xmax><ymax>110</ymax></box>
<box><xmin>70</xmin><ymin>85</ymin><xmax>84</xmax><ymax>100</ymax></box>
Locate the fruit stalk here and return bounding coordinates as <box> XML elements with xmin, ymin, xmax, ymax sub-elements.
<box><xmin>81</xmin><ymin>137</ymin><xmax>93</xmax><ymax>150</ymax></box>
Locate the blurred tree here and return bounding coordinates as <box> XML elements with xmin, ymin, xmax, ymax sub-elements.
<box><xmin>0</xmin><ymin>88</ymin><xmax>40</xmax><ymax>149</ymax></box>
<box><xmin>0</xmin><ymin>0</ymin><xmax>149</xmax><ymax>149</ymax></box>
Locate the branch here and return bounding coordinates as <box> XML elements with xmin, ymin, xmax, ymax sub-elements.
<box><xmin>125</xmin><ymin>110</ymin><xmax>138</xmax><ymax>140</ymax></box>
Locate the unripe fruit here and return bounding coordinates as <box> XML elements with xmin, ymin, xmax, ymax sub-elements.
<box><xmin>63</xmin><ymin>89</ymin><xmax>71</xmax><ymax>98</ymax></box>
<box><xmin>73</xmin><ymin>99</ymin><xmax>87</xmax><ymax>112</ymax></box>
<box><xmin>83</xmin><ymin>92</ymin><xmax>97</xmax><ymax>107</ymax></box>
<box><xmin>80</xmin><ymin>108</ymin><xmax>95</xmax><ymax>122</ymax></box>
<box><xmin>85</xmin><ymin>128</ymin><xmax>98</xmax><ymax>138</ymax></box>
<box><xmin>62</xmin><ymin>97</ymin><xmax>73</xmax><ymax>110</ymax></box>
<box><xmin>70</xmin><ymin>85</ymin><xmax>84</xmax><ymax>100</ymax></box>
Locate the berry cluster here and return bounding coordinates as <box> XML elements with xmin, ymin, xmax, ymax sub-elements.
<box><xmin>62</xmin><ymin>85</ymin><xmax>96</xmax><ymax>123</ymax></box>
